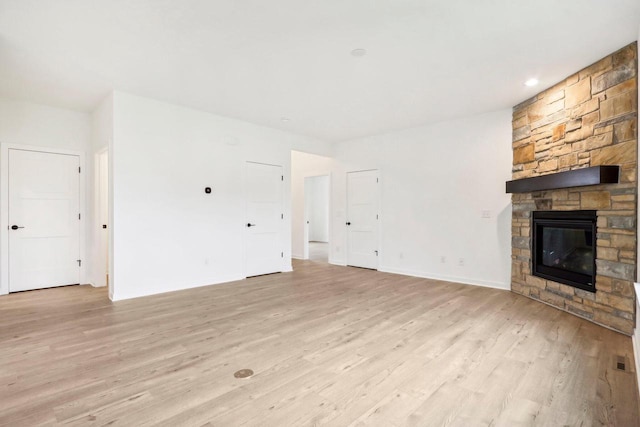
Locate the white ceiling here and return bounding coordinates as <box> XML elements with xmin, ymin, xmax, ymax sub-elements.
<box><xmin>1</xmin><ymin>1</ymin><xmax>639</xmax><ymax>142</ymax></box>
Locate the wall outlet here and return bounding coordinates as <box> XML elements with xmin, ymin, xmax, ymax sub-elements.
<box><xmin>440</xmin><ymin>256</ymin><xmax>446</xmax><ymax>264</ymax></box>
<box><xmin>458</xmin><ymin>258</ymin><xmax>465</xmax><ymax>267</ymax></box>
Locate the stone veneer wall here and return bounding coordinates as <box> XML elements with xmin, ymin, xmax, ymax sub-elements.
<box><xmin>511</xmin><ymin>42</ymin><xmax>638</xmax><ymax>335</ymax></box>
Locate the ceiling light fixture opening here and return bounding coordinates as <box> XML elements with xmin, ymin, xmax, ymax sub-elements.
<box><xmin>524</xmin><ymin>78</ymin><xmax>539</xmax><ymax>87</ymax></box>
<box><xmin>350</xmin><ymin>48</ymin><xmax>367</xmax><ymax>57</ymax></box>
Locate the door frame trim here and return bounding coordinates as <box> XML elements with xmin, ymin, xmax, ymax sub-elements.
<box><xmin>346</xmin><ymin>168</ymin><xmax>381</xmax><ymax>270</ymax></box>
<box><xmin>0</xmin><ymin>143</ymin><xmax>86</xmax><ymax>295</ymax></box>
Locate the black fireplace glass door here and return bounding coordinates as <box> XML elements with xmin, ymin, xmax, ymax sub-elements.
<box><xmin>532</xmin><ymin>210</ymin><xmax>596</xmax><ymax>292</ymax></box>
<box><xmin>540</xmin><ymin>227</ymin><xmax>593</xmax><ymax>276</ymax></box>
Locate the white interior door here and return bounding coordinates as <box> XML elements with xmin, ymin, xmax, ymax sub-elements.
<box><xmin>9</xmin><ymin>149</ymin><xmax>81</xmax><ymax>292</ymax></box>
<box><xmin>246</xmin><ymin>162</ymin><xmax>284</xmax><ymax>277</ymax></box>
<box><xmin>346</xmin><ymin>170</ymin><xmax>379</xmax><ymax>269</ymax></box>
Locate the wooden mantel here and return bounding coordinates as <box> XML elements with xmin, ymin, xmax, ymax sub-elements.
<box><xmin>506</xmin><ymin>165</ymin><xmax>620</xmax><ymax>194</ymax></box>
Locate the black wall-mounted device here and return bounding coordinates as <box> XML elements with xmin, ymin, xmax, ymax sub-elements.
<box><xmin>205</xmin><ymin>187</ymin><xmax>212</xmax><ymax>194</ymax></box>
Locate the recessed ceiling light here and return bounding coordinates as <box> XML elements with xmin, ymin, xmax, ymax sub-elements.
<box><xmin>524</xmin><ymin>78</ymin><xmax>539</xmax><ymax>87</ymax></box>
<box><xmin>350</xmin><ymin>48</ymin><xmax>367</xmax><ymax>57</ymax></box>
<box><xmin>280</xmin><ymin>117</ymin><xmax>290</xmax><ymax>122</ymax></box>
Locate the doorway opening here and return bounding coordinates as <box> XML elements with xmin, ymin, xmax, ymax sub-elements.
<box><xmin>304</xmin><ymin>175</ymin><xmax>330</xmax><ymax>263</ymax></box>
<box><xmin>291</xmin><ymin>151</ymin><xmax>332</xmax><ymax>264</ymax></box>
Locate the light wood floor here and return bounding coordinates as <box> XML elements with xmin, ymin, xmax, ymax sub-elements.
<box><xmin>1</xmin><ymin>261</ymin><xmax>638</xmax><ymax>426</ymax></box>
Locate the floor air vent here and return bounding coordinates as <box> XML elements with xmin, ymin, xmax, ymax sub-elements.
<box><xmin>234</xmin><ymin>369</ymin><xmax>254</xmax><ymax>379</ymax></box>
<box><xmin>614</xmin><ymin>355</ymin><xmax>629</xmax><ymax>372</ymax></box>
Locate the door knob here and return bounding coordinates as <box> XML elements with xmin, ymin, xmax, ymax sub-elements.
<box><xmin>10</xmin><ymin>225</ymin><xmax>24</xmax><ymax>230</ymax></box>
<box><xmin>346</xmin><ymin>222</ymin><xmax>351</xmax><ymax>226</ymax></box>
<box><xmin>247</xmin><ymin>223</ymin><xmax>256</xmax><ymax>227</ymax></box>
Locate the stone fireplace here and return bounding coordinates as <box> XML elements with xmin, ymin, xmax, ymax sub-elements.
<box><xmin>510</xmin><ymin>42</ymin><xmax>638</xmax><ymax>335</ymax></box>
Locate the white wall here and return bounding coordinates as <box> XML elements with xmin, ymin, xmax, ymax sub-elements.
<box><xmin>0</xmin><ymin>98</ymin><xmax>91</xmax><ymax>294</ymax></box>
<box><xmin>331</xmin><ymin>109</ymin><xmax>513</xmax><ymax>289</ymax></box>
<box><xmin>111</xmin><ymin>92</ymin><xmax>332</xmax><ymax>300</ymax></box>
<box><xmin>291</xmin><ymin>151</ymin><xmax>333</xmax><ymax>259</ymax></box>
<box><xmin>90</xmin><ymin>96</ymin><xmax>113</xmax><ymax>153</ymax></box>
<box><xmin>0</xmin><ymin>99</ymin><xmax>91</xmax><ymax>151</ymax></box>
<box><xmin>308</xmin><ymin>175</ymin><xmax>330</xmax><ymax>242</ymax></box>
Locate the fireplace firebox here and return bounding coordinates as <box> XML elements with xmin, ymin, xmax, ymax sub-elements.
<box><xmin>532</xmin><ymin>210</ymin><xmax>597</xmax><ymax>293</ymax></box>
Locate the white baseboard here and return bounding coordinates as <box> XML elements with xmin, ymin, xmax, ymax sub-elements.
<box><xmin>378</xmin><ymin>265</ymin><xmax>510</xmax><ymax>291</ymax></box>
<box><xmin>88</xmin><ymin>282</ymin><xmax>107</xmax><ymax>288</ymax></box>
<box><xmin>323</xmin><ymin>262</ymin><xmax>508</xmax><ymax>291</ymax></box>
<box><xmin>110</xmin><ymin>273</ymin><xmax>245</xmax><ymax>301</ymax></box>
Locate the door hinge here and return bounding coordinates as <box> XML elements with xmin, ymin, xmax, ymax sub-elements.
<box><xmin>374</xmin><ymin>250</ymin><xmax>378</xmax><ymax>256</ymax></box>
<box><xmin>376</xmin><ymin>214</ymin><xmax>379</xmax><ymax>220</ymax></box>
<box><xmin>281</xmin><ymin>213</ymin><xmax>284</xmax><ymax>219</ymax></box>
<box><xmin>77</xmin><ymin>259</ymin><xmax>82</xmax><ymax>267</ymax></box>
<box><xmin>281</xmin><ymin>252</ymin><xmax>284</xmax><ymax>258</ymax></box>
<box><xmin>376</xmin><ymin>177</ymin><xmax>378</xmax><ymax>183</ymax></box>
<box><xmin>78</xmin><ymin>166</ymin><xmax>81</xmax><ymax>173</ymax></box>
<box><xmin>281</xmin><ymin>175</ymin><xmax>284</xmax><ymax>181</ymax></box>
<box><xmin>78</xmin><ymin>213</ymin><xmax>81</xmax><ymax>220</ymax></box>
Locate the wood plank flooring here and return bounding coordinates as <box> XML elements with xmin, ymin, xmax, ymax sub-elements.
<box><xmin>1</xmin><ymin>260</ymin><xmax>638</xmax><ymax>426</ymax></box>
